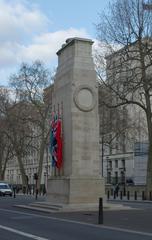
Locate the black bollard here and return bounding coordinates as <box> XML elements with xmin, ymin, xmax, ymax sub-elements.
<box><xmin>98</xmin><ymin>198</ymin><xmax>103</xmax><ymax>224</ymax></box>
<box><xmin>142</xmin><ymin>191</ymin><xmax>145</xmax><ymax>200</ymax></box>
<box><xmin>134</xmin><ymin>191</ymin><xmax>137</xmax><ymax>200</ymax></box>
<box><xmin>111</xmin><ymin>189</ymin><xmax>113</xmax><ymax>196</ymax></box>
<box><xmin>123</xmin><ymin>186</ymin><xmax>126</xmax><ymax>196</ymax></box>
<box><xmin>149</xmin><ymin>191</ymin><xmax>152</xmax><ymax>201</ymax></box>
<box><xmin>127</xmin><ymin>191</ymin><xmax>130</xmax><ymax>200</ymax></box>
<box><xmin>13</xmin><ymin>188</ymin><xmax>16</xmax><ymax>198</ymax></box>
<box><xmin>113</xmin><ymin>192</ymin><xmax>116</xmax><ymax>199</ymax></box>
<box><xmin>35</xmin><ymin>189</ymin><xmax>38</xmax><ymax>200</ymax></box>
<box><xmin>120</xmin><ymin>191</ymin><xmax>123</xmax><ymax>200</ymax></box>
<box><xmin>107</xmin><ymin>191</ymin><xmax>110</xmax><ymax>200</ymax></box>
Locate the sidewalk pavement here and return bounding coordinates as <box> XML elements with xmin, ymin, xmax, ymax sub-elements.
<box><xmin>107</xmin><ymin>195</ymin><xmax>152</xmax><ymax>204</ymax></box>
<box><xmin>14</xmin><ymin>200</ymin><xmax>152</xmax><ymax>233</ymax></box>
<box><xmin>14</xmin><ymin>198</ymin><xmax>152</xmax><ymax>234</ymax></box>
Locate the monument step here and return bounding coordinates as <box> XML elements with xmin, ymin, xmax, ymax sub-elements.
<box><xmin>29</xmin><ymin>202</ymin><xmax>63</xmax><ymax>211</ymax></box>
<box><xmin>15</xmin><ymin>204</ymin><xmax>61</xmax><ymax>213</ymax></box>
<box><xmin>15</xmin><ymin>201</ymin><xmax>133</xmax><ymax>213</ymax></box>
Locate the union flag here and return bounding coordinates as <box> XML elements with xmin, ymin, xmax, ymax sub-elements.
<box><xmin>50</xmin><ymin>113</ymin><xmax>62</xmax><ymax>169</ymax></box>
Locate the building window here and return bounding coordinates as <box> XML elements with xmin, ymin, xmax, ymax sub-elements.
<box><xmin>115</xmin><ymin>160</ymin><xmax>118</xmax><ymax>168</ymax></box>
<box><xmin>115</xmin><ymin>171</ymin><xmax>118</xmax><ymax>184</ymax></box>
<box><xmin>107</xmin><ymin>172</ymin><xmax>111</xmax><ymax>184</ymax></box>
<box><xmin>121</xmin><ymin>159</ymin><xmax>125</xmax><ymax>169</ymax></box>
<box><xmin>107</xmin><ymin>159</ymin><xmax>112</xmax><ymax>172</ymax></box>
<box><xmin>109</xmin><ymin>160</ymin><xmax>112</xmax><ymax>169</ymax></box>
<box><xmin>121</xmin><ymin>171</ymin><xmax>125</xmax><ymax>184</ymax></box>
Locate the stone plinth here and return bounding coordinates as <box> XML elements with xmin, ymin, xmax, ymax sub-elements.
<box><xmin>47</xmin><ymin>176</ymin><xmax>104</xmax><ymax>204</ymax></box>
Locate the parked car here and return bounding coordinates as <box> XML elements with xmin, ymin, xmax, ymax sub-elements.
<box><xmin>0</xmin><ymin>183</ymin><xmax>12</xmax><ymax>196</ymax></box>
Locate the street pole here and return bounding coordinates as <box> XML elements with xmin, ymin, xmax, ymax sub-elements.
<box><xmin>46</xmin><ymin>144</ymin><xmax>49</xmax><ymax>192</ymax></box>
<box><xmin>34</xmin><ymin>173</ymin><xmax>38</xmax><ymax>200</ymax></box>
<box><xmin>35</xmin><ymin>179</ymin><xmax>38</xmax><ymax>200</ymax></box>
<box><xmin>101</xmin><ymin>136</ymin><xmax>104</xmax><ymax>177</ymax></box>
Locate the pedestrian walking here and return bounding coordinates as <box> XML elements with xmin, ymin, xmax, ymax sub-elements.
<box><xmin>114</xmin><ymin>183</ymin><xmax>119</xmax><ymax>198</ymax></box>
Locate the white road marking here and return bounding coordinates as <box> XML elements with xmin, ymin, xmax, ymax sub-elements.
<box><xmin>0</xmin><ymin>208</ymin><xmax>152</xmax><ymax>237</ymax></box>
<box><xmin>98</xmin><ymin>225</ymin><xmax>152</xmax><ymax>237</ymax></box>
<box><xmin>0</xmin><ymin>224</ymin><xmax>50</xmax><ymax>240</ymax></box>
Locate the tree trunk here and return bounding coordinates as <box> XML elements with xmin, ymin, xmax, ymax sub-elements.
<box><xmin>139</xmin><ymin>40</ymin><xmax>152</xmax><ymax>200</ymax></box>
<box><xmin>0</xmin><ymin>164</ymin><xmax>2</xmax><ymax>180</ymax></box>
<box><xmin>146</xmin><ymin>139</ymin><xmax>152</xmax><ymax>199</ymax></box>
<box><xmin>0</xmin><ymin>151</ymin><xmax>4</xmax><ymax>180</ymax></box>
<box><xmin>17</xmin><ymin>154</ymin><xmax>27</xmax><ymax>188</ymax></box>
<box><xmin>0</xmin><ymin>170</ymin><xmax>4</xmax><ymax>181</ymax></box>
<box><xmin>145</xmin><ymin>111</ymin><xmax>152</xmax><ymax>199</ymax></box>
<box><xmin>1</xmin><ymin>159</ymin><xmax>8</xmax><ymax>181</ymax></box>
<box><xmin>37</xmin><ymin>138</ymin><xmax>45</xmax><ymax>191</ymax></box>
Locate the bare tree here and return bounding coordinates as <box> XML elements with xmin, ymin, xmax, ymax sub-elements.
<box><xmin>6</xmin><ymin>102</ymin><xmax>35</xmax><ymax>187</ymax></box>
<box><xmin>0</xmin><ymin>121</ymin><xmax>13</xmax><ymax>181</ymax></box>
<box><xmin>96</xmin><ymin>0</ymin><xmax>152</xmax><ymax>197</ymax></box>
<box><xmin>10</xmin><ymin>61</ymin><xmax>53</xmax><ymax>190</ymax></box>
<box><xmin>99</xmin><ymin>83</ymin><xmax>137</xmax><ymax>179</ymax></box>
<box><xmin>0</xmin><ymin>88</ymin><xmax>14</xmax><ymax>181</ymax></box>
<box><xmin>0</xmin><ymin>87</ymin><xmax>30</xmax><ymax>185</ymax></box>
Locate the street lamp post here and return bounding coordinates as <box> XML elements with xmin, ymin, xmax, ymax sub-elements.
<box><xmin>45</xmin><ymin>143</ymin><xmax>49</xmax><ymax>192</ymax></box>
<box><xmin>101</xmin><ymin>136</ymin><xmax>104</xmax><ymax>177</ymax></box>
<box><xmin>33</xmin><ymin>173</ymin><xmax>38</xmax><ymax>200</ymax></box>
<box><xmin>123</xmin><ymin>168</ymin><xmax>126</xmax><ymax>196</ymax></box>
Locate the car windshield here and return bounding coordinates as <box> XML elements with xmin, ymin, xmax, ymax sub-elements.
<box><xmin>0</xmin><ymin>185</ymin><xmax>9</xmax><ymax>189</ymax></box>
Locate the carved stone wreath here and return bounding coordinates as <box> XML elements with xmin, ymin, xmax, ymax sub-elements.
<box><xmin>73</xmin><ymin>85</ymin><xmax>96</xmax><ymax>112</ymax></box>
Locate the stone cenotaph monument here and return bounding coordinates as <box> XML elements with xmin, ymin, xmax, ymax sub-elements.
<box><xmin>47</xmin><ymin>37</ymin><xmax>104</xmax><ymax>207</ymax></box>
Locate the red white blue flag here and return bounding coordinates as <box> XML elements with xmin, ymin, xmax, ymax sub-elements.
<box><xmin>50</xmin><ymin>113</ymin><xmax>62</xmax><ymax>169</ymax></box>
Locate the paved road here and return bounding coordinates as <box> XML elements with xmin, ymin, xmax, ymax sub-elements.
<box><xmin>0</xmin><ymin>195</ymin><xmax>152</xmax><ymax>240</ymax></box>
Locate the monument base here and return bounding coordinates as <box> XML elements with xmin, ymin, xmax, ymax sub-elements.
<box><xmin>47</xmin><ymin>176</ymin><xmax>105</xmax><ymax>204</ymax></box>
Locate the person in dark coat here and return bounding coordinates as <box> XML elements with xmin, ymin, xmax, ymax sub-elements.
<box><xmin>114</xmin><ymin>183</ymin><xmax>119</xmax><ymax>197</ymax></box>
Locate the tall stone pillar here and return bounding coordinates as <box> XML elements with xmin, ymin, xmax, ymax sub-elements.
<box><xmin>47</xmin><ymin>37</ymin><xmax>104</xmax><ymax>205</ymax></box>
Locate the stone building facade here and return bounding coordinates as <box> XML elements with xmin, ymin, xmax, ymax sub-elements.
<box><xmin>99</xmin><ymin>40</ymin><xmax>150</xmax><ymax>187</ymax></box>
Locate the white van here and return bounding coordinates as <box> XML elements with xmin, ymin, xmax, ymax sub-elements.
<box><xmin>0</xmin><ymin>183</ymin><xmax>12</xmax><ymax>196</ymax></box>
